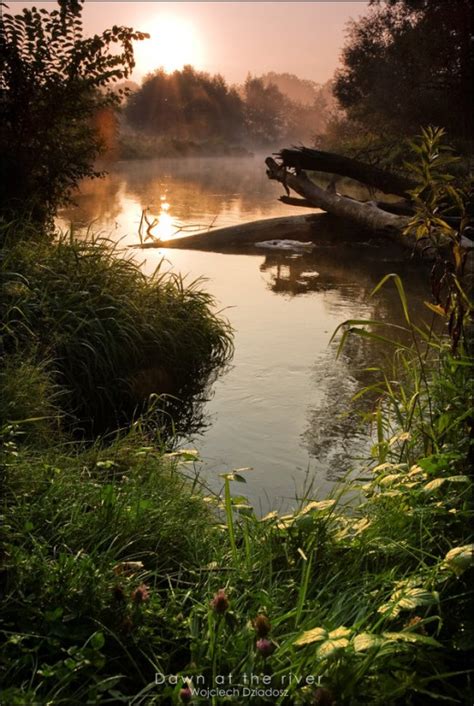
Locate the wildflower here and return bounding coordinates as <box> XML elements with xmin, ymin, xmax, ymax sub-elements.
<box><xmin>179</xmin><ymin>685</ymin><xmax>193</xmax><ymax>703</ymax></box>
<box><xmin>256</xmin><ymin>638</ymin><xmax>275</xmax><ymax>658</ymax></box>
<box><xmin>253</xmin><ymin>614</ymin><xmax>271</xmax><ymax>637</ymax></box>
<box><xmin>131</xmin><ymin>583</ymin><xmax>151</xmax><ymax>604</ymax></box>
<box><xmin>211</xmin><ymin>588</ymin><xmax>229</xmax><ymax>614</ymax></box>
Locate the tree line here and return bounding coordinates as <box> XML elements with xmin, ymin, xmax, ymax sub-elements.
<box><xmin>123</xmin><ymin>67</ymin><xmax>334</xmax><ymax>148</ymax></box>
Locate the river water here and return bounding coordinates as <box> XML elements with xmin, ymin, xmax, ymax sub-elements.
<box><xmin>59</xmin><ymin>156</ymin><xmax>429</xmax><ymax>512</ymax></box>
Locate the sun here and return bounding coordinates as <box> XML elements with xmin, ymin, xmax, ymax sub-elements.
<box><xmin>135</xmin><ymin>15</ymin><xmax>204</xmax><ymax>76</ymax></box>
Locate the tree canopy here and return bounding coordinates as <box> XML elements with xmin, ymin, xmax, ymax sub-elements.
<box><xmin>125</xmin><ymin>65</ymin><xmax>244</xmax><ymax>142</ymax></box>
<box><xmin>334</xmin><ymin>0</ymin><xmax>473</xmax><ymax>139</ymax></box>
<box><xmin>0</xmin><ymin>0</ymin><xmax>148</xmax><ymax>225</ymax></box>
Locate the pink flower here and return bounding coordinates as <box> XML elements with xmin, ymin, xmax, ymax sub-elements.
<box><xmin>180</xmin><ymin>685</ymin><xmax>193</xmax><ymax>703</ymax></box>
<box><xmin>256</xmin><ymin>638</ymin><xmax>275</xmax><ymax>658</ymax></box>
<box><xmin>131</xmin><ymin>583</ymin><xmax>150</xmax><ymax>604</ymax></box>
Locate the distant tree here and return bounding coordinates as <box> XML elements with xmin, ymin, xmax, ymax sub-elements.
<box><xmin>0</xmin><ymin>0</ymin><xmax>148</xmax><ymax>225</ymax></box>
<box><xmin>258</xmin><ymin>74</ymin><xmax>337</xmax><ymax>143</ymax></box>
<box><xmin>125</xmin><ymin>66</ymin><xmax>245</xmax><ymax>142</ymax></box>
<box><xmin>260</xmin><ymin>72</ymin><xmax>320</xmax><ymax>106</ymax></box>
<box><xmin>334</xmin><ymin>0</ymin><xmax>473</xmax><ymax>139</ymax></box>
<box><xmin>243</xmin><ymin>75</ymin><xmax>287</xmax><ymax>145</ymax></box>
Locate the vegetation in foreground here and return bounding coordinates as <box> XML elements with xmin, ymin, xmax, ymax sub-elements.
<box><xmin>1</xmin><ymin>270</ymin><xmax>473</xmax><ymax>705</ymax></box>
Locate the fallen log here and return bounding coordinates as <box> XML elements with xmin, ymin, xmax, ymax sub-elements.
<box><xmin>266</xmin><ymin>157</ymin><xmax>411</xmax><ymax>239</ymax></box>
<box><xmin>279</xmin><ymin>147</ymin><xmax>416</xmax><ymax>198</ymax></box>
<box><xmin>279</xmin><ymin>194</ymin><xmax>413</xmax><ymax>216</ymax></box>
<box><xmin>130</xmin><ymin>213</ymin><xmax>326</xmax><ymax>250</ymax></box>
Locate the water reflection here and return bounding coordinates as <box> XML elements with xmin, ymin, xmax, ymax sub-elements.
<box><xmin>60</xmin><ymin>156</ymin><xmax>301</xmax><ymax>241</ymax></box>
<box><xmin>60</xmin><ymin>157</ymin><xmax>431</xmax><ymax>512</ymax></box>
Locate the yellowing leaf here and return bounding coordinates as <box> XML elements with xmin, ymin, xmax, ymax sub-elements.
<box><xmin>378</xmin><ymin>474</ymin><xmax>402</xmax><ymax>486</ymax></box>
<box><xmin>424</xmin><ymin>301</ymin><xmax>447</xmax><ymax>317</ymax></box>
<box><xmin>444</xmin><ymin>545</ymin><xmax>474</xmax><ymax>576</ymax></box>
<box><xmin>298</xmin><ymin>499</ymin><xmax>337</xmax><ymax>514</ymax></box>
<box><xmin>424</xmin><ymin>475</ymin><xmax>470</xmax><ymax>493</ymax></box>
<box><xmin>378</xmin><ymin>586</ymin><xmax>438</xmax><ymax>618</ymax></box>
<box><xmin>353</xmin><ymin>633</ymin><xmax>384</xmax><ymax>652</ymax></box>
<box><xmin>423</xmin><ymin>478</ymin><xmax>446</xmax><ymax>492</ymax></box>
<box><xmin>317</xmin><ymin>636</ymin><xmax>350</xmax><ymax>659</ymax></box>
<box><xmin>383</xmin><ymin>631</ymin><xmax>441</xmax><ymax>647</ymax></box>
<box><xmin>293</xmin><ymin>627</ymin><xmax>326</xmax><ymax>647</ymax></box>
<box><xmin>328</xmin><ymin>627</ymin><xmax>351</xmax><ymax>640</ymax></box>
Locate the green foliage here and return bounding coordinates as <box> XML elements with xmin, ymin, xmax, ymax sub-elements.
<box><xmin>403</xmin><ymin>127</ymin><xmax>473</xmax><ymax>351</ymax></box>
<box><xmin>0</xmin><ymin>354</ymin><xmax>63</xmax><ymax>445</ymax></box>
<box><xmin>334</xmin><ymin>0</ymin><xmax>472</xmax><ymax>139</ymax></box>
<box><xmin>0</xmin><ymin>230</ymin><xmax>233</xmax><ymax>435</ymax></box>
<box><xmin>0</xmin><ymin>0</ymin><xmax>148</xmax><ymax>226</ymax></box>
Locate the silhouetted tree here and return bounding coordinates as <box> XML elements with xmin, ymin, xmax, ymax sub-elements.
<box><xmin>334</xmin><ymin>0</ymin><xmax>473</xmax><ymax>139</ymax></box>
<box><xmin>243</xmin><ymin>75</ymin><xmax>287</xmax><ymax>145</ymax></box>
<box><xmin>125</xmin><ymin>66</ymin><xmax>245</xmax><ymax>142</ymax></box>
<box><xmin>0</xmin><ymin>0</ymin><xmax>148</xmax><ymax>226</ymax></box>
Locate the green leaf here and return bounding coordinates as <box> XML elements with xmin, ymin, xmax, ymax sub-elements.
<box><xmin>90</xmin><ymin>631</ymin><xmax>105</xmax><ymax>649</ymax></box>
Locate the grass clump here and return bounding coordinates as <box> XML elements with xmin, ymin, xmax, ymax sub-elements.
<box><xmin>1</xmin><ymin>231</ymin><xmax>232</xmax><ymax>436</ymax></box>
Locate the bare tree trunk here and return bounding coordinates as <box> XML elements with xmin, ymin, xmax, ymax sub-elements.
<box><xmin>131</xmin><ymin>213</ymin><xmax>325</xmax><ymax>250</ymax></box>
<box><xmin>279</xmin><ymin>147</ymin><xmax>416</xmax><ymax>197</ymax></box>
<box><xmin>266</xmin><ymin>157</ymin><xmax>410</xmax><ymax>236</ymax></box>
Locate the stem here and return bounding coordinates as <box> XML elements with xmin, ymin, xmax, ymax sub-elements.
<box><xmin>224</xmin><ymin>476</ymin><xmax>238</xmax><ymax>563</ymax></box>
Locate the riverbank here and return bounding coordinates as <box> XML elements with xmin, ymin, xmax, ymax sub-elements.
<box><xmin>118</xmin><ymin>131</ymin><xmax>252</xmax><ymax>160</ymax></box>
<box><xmin>1</xmin><ymin>227</ymin><xmax>473</xmax><ymax>704</ymax></box>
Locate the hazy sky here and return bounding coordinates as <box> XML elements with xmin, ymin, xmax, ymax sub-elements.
<box><xmin>14</xmin><ymin>1</ymin><xmax>369</xmax><ymax>84</ymax></box>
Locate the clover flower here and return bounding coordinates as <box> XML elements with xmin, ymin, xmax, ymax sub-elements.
<box><xmin>179</xmin><ymin>685</ymin><xmax>193</xmax><ymax>703</ymax></box>
<box><xmin>131</xmin><ymin>583</ymin><xmax>150</xmax><ymax>604</ymax></box>
<box><xmin>211</xmin><ymin>588</ymin><xmax>229</xmax><ymax>614</ymax></box>
<box><xmin>256</xmin><ymin>638</ymin><xmax>275</xmax><ymax>658</ymax></box>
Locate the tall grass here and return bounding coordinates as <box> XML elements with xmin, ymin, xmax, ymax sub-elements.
<box><xmin>1</xmin><ymin>229</ymin><xmax>233</xmax><ymax>436</ymax></box>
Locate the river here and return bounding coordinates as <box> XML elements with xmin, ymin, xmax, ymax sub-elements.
<box><xmin>59</xmin><ymin>155</ymin><xmax>429</xmax><ymax>512</ymax></box>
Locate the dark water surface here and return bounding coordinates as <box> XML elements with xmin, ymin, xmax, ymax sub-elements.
<box><xmin>60</xmin><ymin>156</ymin><xmax>429</xmax><ymax>512</ymax></box>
